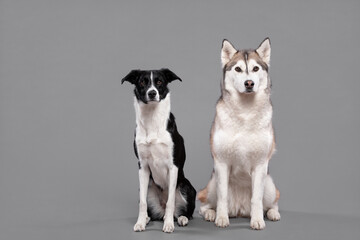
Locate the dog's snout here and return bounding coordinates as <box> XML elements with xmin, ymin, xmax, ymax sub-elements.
<box><xmin>148</xmin><ymin>90</ymin><xmax>157</xmax><ymax>99</ymax></box>
<box><xmin>244</xmin><ymin>80</ymin><xmax>255</xmax><ymax>89</ymax></box>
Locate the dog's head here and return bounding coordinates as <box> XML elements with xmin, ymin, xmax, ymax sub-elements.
<box><xmin>121</xmin><ymin>68</ymin><xmax>182</xmax><ymax>104</ymax></box>
<box><xmin>221</xmin><ymin>38</ymin><xmax>271</xmax><ymax>94</ymax></box>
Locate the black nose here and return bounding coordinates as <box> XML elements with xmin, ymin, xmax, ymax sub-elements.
<box><xmin>244</xmin><ymin>80</ymin><xmax>254</xmax><ymax>89</ymax></box>
<box><xmin>148</xmin><ymin>90</ymin><xmax>157</xmax><ymax>99</ymax></box>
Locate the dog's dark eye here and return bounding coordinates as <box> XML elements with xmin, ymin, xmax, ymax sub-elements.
<box><xmin>253</xmin><ymin>66</ymin><xmax>259</xmax><ymax>72</ymax></box>
<box><xmin>235</xmin><ymin>66</ymin><xmax>242</xmax><ymax>72</ymax></box>
<box><xmin>156</xmin><ymin>80</ymin><xmax>162</xmax><ymax>86</ymax></box>
<box><xmin>139</xmin><ymin>80</ymin><xmax>146</xmax><ymax>87</ymax></box>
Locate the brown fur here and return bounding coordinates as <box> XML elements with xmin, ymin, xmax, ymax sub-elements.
<box><xmin>197</xmin><ymin>187</ymin><xmax>208</xmax><ymax>203</ymax></box>
<box><xmin>275</xmin><ymin>189</ymin><xmax>280</xmax><ymax>203</ymax></box>
<box><xmin>224</xmin><ymin>50</ymin><xmax>269</xmax><ymax>73</ymax></box>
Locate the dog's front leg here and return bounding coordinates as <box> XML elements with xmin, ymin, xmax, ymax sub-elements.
<box><xmin>250</xmin><ymin>162</ymin><xmax>268</xmax><ymax>230</ymax></box>
<box><xmin>162</xmin><ymin>165</ymin><xmax>178</xmax><ymax>233</ymax></box>
<box><xmin>134</xmin><ymin>163</ymin><xmax>150</xmax><ymax>232</ymax></box>
<box><xmin>215</xmin><ymin>161</ymin><xmax>230</xmax><ymax>227</ymax></box>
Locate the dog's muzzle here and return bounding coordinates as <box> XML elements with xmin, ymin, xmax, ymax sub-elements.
<box><xmin>147</xmin><ymin>90</ymin><xmax>157</xmax><ymax>100</ymax></box>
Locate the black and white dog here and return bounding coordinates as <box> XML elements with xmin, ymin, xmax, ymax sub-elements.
<box><xmin>122</xmin><ymin>69</ymin><xmax>196</xmax><ymax>233</ymax></box>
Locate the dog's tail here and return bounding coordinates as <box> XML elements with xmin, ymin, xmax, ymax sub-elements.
<box><xmin>275</xmin><ymin>188</ymin><xmax>280</xmax><ymax>203</ymax></box>
<box><xmin>197</xmin><ymin>187</ymin><xmax>208</xmax><ymax>203</ymax></box>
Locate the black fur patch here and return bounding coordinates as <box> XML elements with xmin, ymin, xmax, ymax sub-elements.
<box><xmin>122</xmin><ymin>68</ymin><xmax>181</xmax><ymax>104</ymax></box>
<box><xmin>123</xmin><ymin>69</ymin><xmax>196</xmax><ymax>222</ymax></box>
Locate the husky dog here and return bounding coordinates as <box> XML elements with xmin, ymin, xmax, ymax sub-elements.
<box><xmin>197</xmin><ymin>38</ymin><xmax>280</xmax><ymax>230</ymax></box>
<box><xmin>122</xmin><ymin>69</ymin><xmax>196</xmax><ymax>233</ymax></box>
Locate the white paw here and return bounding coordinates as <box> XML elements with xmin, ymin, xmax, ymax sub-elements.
<box><xmin>204</xmin><ymin>209</ymin><xmax>216</xmax><ymax>222</ymax></box>
<box><xmin>250</xmin><ymin>217</ymin><xmax>266</xmax><ymax>230</ymax></box>
<box><xmin>215</xmin><ymin>215</ymin><xmax>229</xmax><ymax>228</ymax></box>
<box><xmin>133</xmin><ymin>221</ymin><xmax>146</xmax><ymax>232</ymax></box>
<box><xmin>267</xmin><ymin>209</ymin><xmax>281</xmax><ymax>221</ymax></box>
<box><xmin>177</xmin><ymin>216</ymin><xmax>189</xmax><ymax>226</ymax></box>
<box><xmin>146</xmin><ymin>216</ymin><xmax>151</xmax><ymax>224</ymax></box>
<box><xmin>162</xmin><ymin>220</ymin><xmax>175</xmax><ymax>233</ymax></box>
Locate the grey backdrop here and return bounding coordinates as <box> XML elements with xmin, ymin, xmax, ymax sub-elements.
<box><xmin>1</xmin><ymin>0</ymin><xmax>359</xmax><ymax>239</ymax></box>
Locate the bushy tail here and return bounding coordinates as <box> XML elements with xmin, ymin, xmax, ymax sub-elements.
<box><xmin>197</xmin><ymin>187</ymin><xmax>208</xmax><ymax>203</ymax></box>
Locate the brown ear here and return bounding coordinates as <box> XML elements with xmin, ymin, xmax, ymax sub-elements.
<box><xmin>121</xmin><ymin>69</ymin><xmax>141</xmax><ymax>84</ymax></box>
<box><xmin>256</xmin><ymin>38</ymin><xmax>271</xmax><ymax>66</ymax></box>
<box><xmin>221</xmin><ymin>39</ymin><xmax>237</xmax><ymax>68</ymax></box>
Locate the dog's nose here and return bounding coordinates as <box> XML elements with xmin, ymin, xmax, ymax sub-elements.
<box><xmin>244</xmin><ymin>80</ymin><xmax>255</xmax><ymax>89</ymax></box>
<box><xmin>148</xmin><ymin>90</ymin><xmax>157</xmax><ymax>99</ymax></box>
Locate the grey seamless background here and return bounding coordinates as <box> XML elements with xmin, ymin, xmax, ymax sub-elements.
<box><xmin>1</xmin><ymin>0</ymin><xmax>360</xmax><ymax>239</ymax></box>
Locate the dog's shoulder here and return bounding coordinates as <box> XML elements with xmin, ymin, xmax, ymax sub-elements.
<box><xmin>166</xmin><ymin>112</ymin><xmax>184</xmax><ymax>142</ymax></box>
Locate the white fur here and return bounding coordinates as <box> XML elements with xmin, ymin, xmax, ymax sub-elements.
<box><xmin>199</xmin><ymin>40</ymin><xmax>280</xmax><ymax>230</ymax></box>
<box><xmin>226</xmin><ymin>59</ymin><xmax>267</xmax><ymax>94</ymax></box>
<box><xmin>146</xmin><ymin>71</ymin><xmax>160</xmax><ymax>102</ymax></box>
<box><xmin>177</xmin><ymin>216</ymin><xmax>189</xmax><ymax>226</ymax></box>
<box><xmin>133</xmin><ymin>94</ymin><xmax>185</xmax><ymax>233</ymax></box>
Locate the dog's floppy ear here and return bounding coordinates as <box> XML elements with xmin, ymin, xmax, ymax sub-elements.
<box><xmin>221</xmin><ymin>39</ymin><xmax>237</xmax><ymax>68</ymax></box>
<box><xmin>256</xmin><ymin>38</ymin><xmax>271</xmax><ymax>66</ymax></box>
<box><xmin>160</xmin><ymin>68</ymin><xmax>182</xmax><ymax>82</ymax></box>
<box><xmin>121</xmin><ymin>69</ymin><xmax>141</xmax><ymax>84</ymax></box>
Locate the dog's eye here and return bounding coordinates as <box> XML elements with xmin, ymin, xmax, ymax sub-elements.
<box><xmin>139</xmin><ymin>80</ymin><xmax>146</xmax><ymax>87</ymax></box>
<box><xmin>253</xmin><ymin>66</ymin><xmax>259</xmax><ymax>72</ymax></box>
<box><xmin>156</xmin><ymin>80</ymin><xmax>162</xmax><ymax>86</ymax></box>
<box><xmin>235</xmin><ymin>66</ymin><xmax>242</xmax><ymax>72</ymax></box>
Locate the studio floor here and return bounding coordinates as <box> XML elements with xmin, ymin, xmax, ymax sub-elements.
<box><xmin>2</xmin><ymin>210</ymin><xmax>359</xmax><ymax>240</ymax></box>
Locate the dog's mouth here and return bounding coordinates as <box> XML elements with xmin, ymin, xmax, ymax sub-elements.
<box><xmin>244</xmin><ymin>89</ymin><xmax>255</xmax><ymax>94</ymax></box>
<box><xmin>146</xmin><ymin>99</ymin><xmax>160</xmax><ymax>104</ymax></box>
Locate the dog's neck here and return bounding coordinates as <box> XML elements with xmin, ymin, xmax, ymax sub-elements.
<box><xmin>223</xmin><ymin>88</ymin><xmax>271</xmax><ymax>111</ymax></box>
<box><xmin>134</xmin><ymin>94</ymin><xmax>171</xmax><ymax>134</ymax></box>
<box><xmin>220</xmin><ymin>87</ymin><xmax>273</xmax><ymax>129</ymax></box>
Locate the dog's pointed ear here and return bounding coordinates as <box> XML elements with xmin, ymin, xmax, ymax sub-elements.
<box><xmin>121</xmin><ymin>69</ymin><xmax>141</xmax><ymax>84</ymax></box>
<box><xmin>160</xmin><ymin>68</ymin><xmax>182</xmax><ymax>82</ymax></box>
<box><xmin>221</xmin><ymin>39</ymin><xmax>237</xmax><ymax>68</ymax></box>
<box><xmin>256</xmin><ymin>38</ymin><xmax>271</xmax><ymax>66</ymax></box>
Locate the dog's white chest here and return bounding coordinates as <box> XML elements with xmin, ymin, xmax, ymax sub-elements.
<box><xmin>134</xmin><ymin>96</ymin><xmax>174</xmax><ymax>189</ymax></box>
<box><xmin>212</xmin><ymin>105</ymin><xmax>273</xmax><ymax>172</ymax></box>
<box><xmin>136</xmin><ymin>129</ymin><xmax>173</xmax><ymax>189</ymax></box>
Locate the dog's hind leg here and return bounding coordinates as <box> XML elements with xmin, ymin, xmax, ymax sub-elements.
<box><xmin>175</xmin><ymin>177</ymin><xmax>196</xmax><ymax>226</ymax></box>
<box><xmin>263</xmin><ymin>175</ymin><xmax>281</xmax><ymax>221</ymax></box>
<box><xmin>198</xmin><ymin>172</ymin><xmax>217</xmax><ymax>222</ymax></box>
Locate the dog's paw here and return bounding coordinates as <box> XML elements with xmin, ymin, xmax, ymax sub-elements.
<box><xmin>204</xmin><ymin>209</ymin><xmax>216</xmax><ymax>222</ymax></box>
<box><xmin>146</xmin><ymin>216</ymin><xmax>151</xmax><ymax>224</ymax></box>
<box><xmin>162</xmin><ymin>220</ymin><xmax>175</xmax><ymax>233</ymax></box>
<box><xmin>267</xmin><ymin>209</ymin><xmax>281</xmax><ymax>221</ymax></box>
<box><xmin>133</xmin><ymin>221</ymin><xmax>146</xmax><ymax>232</ymax></box>
<box><xmin>177</xmin><ymin>216</ymin><xmax>189</xmax><ymax>226</ymax></box>
<box><xmin>215</xmin><ymin>215</ymin><xmax>229</xmax><ymax>228</ymax></box>
<box><xmin>250</xmin><ymin>217</ymin><xmax>266</xmax><ymax>230</ymax></box>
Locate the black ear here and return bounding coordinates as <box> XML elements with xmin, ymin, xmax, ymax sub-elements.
<box><xmin>121</xmin><ymin>69</ymin><xmax>141</xmax><ymax>84</ymax></box>
<box><xmin>160</xmin><ymin>68</ymin><xmax>182</xmax><ymax>82</ymax></box>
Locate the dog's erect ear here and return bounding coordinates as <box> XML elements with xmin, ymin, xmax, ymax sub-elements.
<box><xmin>221</xmin><ymin>39</ymin><xmax>237</xmax><ymax>68</ymax></box>
<box><xmin>256</xmin><ymin>38</ymin><xmax>271</xmax><ymax>66</ymax></box>
<box><xmin>121</xmin><ymin>69</ymin><xmax>141</xmax><ymax>84</ymax></box>
<box><xmin>160</xmin><ymin>68</ymin><xmax>182</xmax><ymax>82</ymax></box>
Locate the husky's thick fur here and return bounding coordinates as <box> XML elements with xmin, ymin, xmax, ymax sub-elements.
<box><xmin>198</xmin><ymin>38</ymin><xmax>280</xmax><ymax>230</ymax></box>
